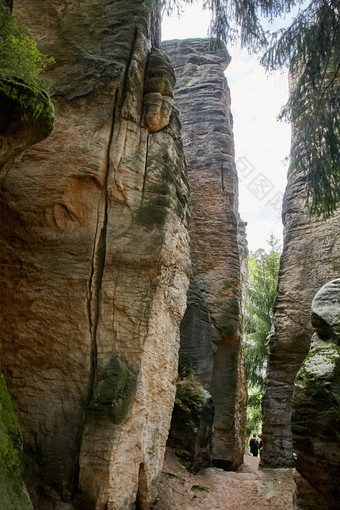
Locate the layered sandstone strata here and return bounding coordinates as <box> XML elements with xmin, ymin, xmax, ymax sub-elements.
<box><xmin>163</xmin><ymin>39</ymin><xmax>247</xmax><ymax>470</ymax></box>
<box><xmin>261</xmin><ymin>160</ymin><xmax>340</xmax><ymax>467</ymax></box>
<box><xmin>0</xmin><ymin>1</ymin><xmax>190</xmax><ymax>508</ymax></box>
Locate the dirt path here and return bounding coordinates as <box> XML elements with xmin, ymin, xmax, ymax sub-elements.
<box><xmin>153</xmin><ymin>449</ymin><xmax>295</xmax><ymax>510</ymax></box>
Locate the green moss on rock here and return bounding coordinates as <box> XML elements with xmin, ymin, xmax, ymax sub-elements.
<box><xmin>135</xmin><ymin>202</ymin><xmax>168</xmax><ymax>229</ymax></box>
<box><xmin>168</xmin><ymin>374</ymin><xmax>214</xmax><ymax>472</ymax></box>
<box><xmin>0</xmin><ymin>373</ymin><xmax>33</xmax><ymax>509</ymax></box>
<box><xmin>89</xmin><ymin>356</ymin><xmax>138</xmax><ymax>423</ymax></box>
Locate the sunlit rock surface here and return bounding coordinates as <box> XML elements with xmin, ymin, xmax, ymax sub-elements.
<box><xmin>261</xmin><ymin>158</ymin><xmax>340</xmax><ymax>468</ymax></box>
<box><xmin>163</xmin><ymin>38</ymin><xmax>247</xmax><ymax>470</ymax></box>
<box><xmin>0</xmin><ymin>1</ymin><xmax>190</xmax><ymax>508</ymax></box>
<box><xmin>292</xmin><ymin>279</ymin><xmax>340</xmax><ymax>509</ymax></box>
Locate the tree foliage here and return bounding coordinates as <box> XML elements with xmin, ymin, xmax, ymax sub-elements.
<box><xmin>0</xmin><ymin>0</ymin><xmax>54</xmax><ymax>87</ymax></box>
<box><xmin>261</xmin><ymin>0</ymin><xmax>340</xmax><ymax>218</ymax></box>
<box><xmin>243</xmin><ymin>235</ymin><xmax>281</xmax><ymax>437</ymax></box>
<box><xmin>243</xmin><ymin>235</ymin><xmax>281</xmax><ymax>390</ymax></box>
<box><xmin>160</xmin><ymin>0</ymin><xmax>340</xmax><ymax>217</ymax></box>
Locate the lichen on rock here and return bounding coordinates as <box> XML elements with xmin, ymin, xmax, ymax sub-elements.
<box><xmin>168</xmin><ymin>369</ymin><xmax>214</xmax><ymax>473</ymax></box>
<box><xmin>292</xmin><ymin>279</ymin><xmax>340</xmax><ymax>509</ymax></box>
<box><xmin>89</xmin><ymin>356</ymin><xmax>138</xmax><ymax>423</ymax></box>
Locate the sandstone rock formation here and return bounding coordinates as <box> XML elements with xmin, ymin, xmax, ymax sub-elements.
<box><xmin>291</xmin><ymin>279</ymin><xmax>340</xmax><ymax>509</ymax></box>
<box><xmin>0</xmin><ymin>72</ymin><xmax>53</xmax><ymax>510</ymax></box>
<box><xmin>0</xmin><ymin>75</ymin><xmax>54</xmax><ymax>171</ymax></box>
<box><xmin>261</xmin><ymin>156</ymin><xmax>340</xmax><ymax>468</ymax></box>
<box><xmin>0</xmin><ymin>1</ymin><xmax>190</xmax><ymax>508</ymax></box>
<box><xmin>167</xmin><ymin>372</ymin><xmax>214</xmax><ymax>472</ymax></box>
<box><xmin>0</xmin><ymin>373</ymin><xmax>33</xmax><ymax>510</ymax></box>
<box><xmin>163</xmin><ymin>39</ymin><xmax>247</xmax><ymax>470</ymax></box>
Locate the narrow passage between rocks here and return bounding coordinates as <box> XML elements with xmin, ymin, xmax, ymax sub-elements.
<box><xmin>153</xmin><ymin>449</ymin><xmax>295</xmax><ymax>510</ymax></box>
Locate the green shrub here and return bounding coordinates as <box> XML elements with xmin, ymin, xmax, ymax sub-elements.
<box><xmin>0</xmin><ymin>1</ymin><xmax>54</xmax><ymax>86</ymax></box>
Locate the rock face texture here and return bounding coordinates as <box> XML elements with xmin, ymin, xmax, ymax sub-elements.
<box><xmin>0</xmin><ymin>75</ymin><xmax>53</xmax><ymax>510</ymax></box>
<box><xmin>292</xmin><ymin>279</ymin><xmax>340</xmax><ymax>509</ymax></box>
<box><xmin>261</xmin><ymin>157</ymin><xmax>340</xmax><ymax>467</ymax></box>
<box><xmin>0</xmin><ymin>1</ymin><xmax>190</xmax><ymax>509</ymax></box>
<box><xmin>163</xmin><ymin>39</ymin><xmax>247</xmax><ymax>470</ymax></box>
<box><xmin>167</xmin><ymin>373</ymin><xmax>214</xmax><ymax>472</ymax></box>
<box><xmin>0</xmin><ymin>76</ymin><xmax>54</xmax><ymax>171</ymax></box>
<box><xmin>0</xmin><ymin>373</ymin><xmax>33</xmax><ymax>510</ymax></box>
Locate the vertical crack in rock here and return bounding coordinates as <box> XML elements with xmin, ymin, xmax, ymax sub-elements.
<box><xmin>221</xmin><ymin>163</ymin><xmax>225</xmax><ymax>194</ymax></box>
<box><xmin>123</xmin><ymin>26</ymin><xmax>138</xmax><ymax>98</ymax></box>
<box><xmin>86</xmin><ymin>89</ymin><xmax>118</xmax><ymax>401</ymax></box>
<box><xmin>141</xmin><ymin>134</ymin><xmax>149</xmax><ymax>206</ymax></box>
<box><xmin>0</xmin><ymin>3</ymin><xmax>191</xmax><ymax>506</ymax></box>
<box><xmin>86</xmin><ymin>23</ymin><xmax>140</xmax><ymax>404</ymax></box>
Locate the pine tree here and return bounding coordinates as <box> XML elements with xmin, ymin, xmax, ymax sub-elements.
<box><xmin>261</xmin><ymin>0</ymin><xmax>340</xmax><ymax>218</ymax></box>
<box><xmin>243</xmin><ymin>235</ymin><xmax>281</xmax><ymax>435</ymax></box>
<box><xmin>243</xmin><ymin>235</ymin><xmax>281</xmax><ymax>389</ymax></box>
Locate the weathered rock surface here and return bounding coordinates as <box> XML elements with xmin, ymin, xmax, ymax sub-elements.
<box><xmin>291</xmin><ymin>279</ymin><xmax>340</xmax><ymax>509</ymax></box>
<box><xmin>0</xmin><ymin>1</ymin><xmax>190</xmax><ymax>508</ymax></box>
<box><xmin>0</xmin><ymin>373</ymin><xmax>33</xmax><ymax>510</ymax></box>
<box><xmin>311</xmin><ymin>279</ymin><xmax>340</xmax><ymax>341</ymax></box>
<box><xmin>167</xmin><ymin>375</ymin><xmax>214</xmax><ymax>473</ymax></box>
<box><xmin>163</xmin><ymin>39</ymin><xmax>247</xmax><ymax>470</ymax></box>
<box><xmin>261</xmin><ymin>150</ymin><xmax>340</xmax><ymax>468</ymax></box>
<box><xmin>292</xmin><ymin>471</ymin><xmax>329</xmax><ymax>510</ymax></box>
<box><xmin>0</xmin><ymin>72</ymin><xmax>53</xmax><ymax>510</ymax></box>
<box><xmin>238</xmin><ymin>217</ymin><xmax>249</xmax><ymax>293</ymax></box>
<box><xmin>0</xmin><ymin>75</ymin><xmax>54</xmax><ymax>170</ymax></box>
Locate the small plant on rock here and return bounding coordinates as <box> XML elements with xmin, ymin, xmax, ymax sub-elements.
<box><xmin>0</xmin><ymin>0</ymin><xmax>54</xmax><ymax>87</ymax></box>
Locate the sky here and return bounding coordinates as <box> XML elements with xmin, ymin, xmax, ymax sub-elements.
<box><xmin>161</xmin><ymin>4</ymin><xmax>292</xmax><ymax>253</ymax></box>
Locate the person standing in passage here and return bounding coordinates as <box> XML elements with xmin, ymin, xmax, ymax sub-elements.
<box><xmin>258</xmin><ymin>433</ymin><xmax>263</xmax><ymax>451</ymax></box>
<box><xmin>249</xmin><ymin>434</ymin><xmax>259</xmax><ymax>457</ymax></box>
<box><xmin>252</xmin><ymin>436</ymin><xmax>259</xmax><ymax>457</ymax></box>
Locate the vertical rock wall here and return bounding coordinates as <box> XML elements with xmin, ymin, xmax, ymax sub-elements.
<box><xmin>292</xmin><ymin>279</ymin><xmax>340</xmax><ymax>509</ymax></box>
<box><xmin>0</xmin><ymin>1</ymin><xmax>190</xmax><ymax>508</ymax></box>
<box><xmin>261</xmin><ymin>158</ymin><xmax>340</xmax><ymax>467</ymax></box>
<box><xmin>163</xmin><ymin>39</ymin><xmax>247</xmax><ymax>470</ymax></box>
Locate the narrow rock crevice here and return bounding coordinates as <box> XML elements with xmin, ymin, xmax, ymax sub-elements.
<box><xmin>221</xmin><ymin>163</ymin><xmax>225</xmax><ymax>194</ymax></box>
<box><xmin>86</xmin><ymin>88</ymin><xmax>118</xmax><ymax>401</ymax></box>
<box><xmin>85</xmin><ymin>25</ymin><xmax>146</xmax><ymax>396</ymax></box>
<box><xmin>141</xmin><ymin>134</ymin><xmax>149</xmax><ymax>206</ymax></box>
<box><xmin>122</xmin><ymin>26</ymin><xmax>139</xmax><ymax>99</ymax></box>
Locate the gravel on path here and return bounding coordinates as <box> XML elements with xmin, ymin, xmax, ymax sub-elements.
<box><xmin>153</xmin><ymin>449</ymin><xmax>295</xmax><ymax>510</ymax></box>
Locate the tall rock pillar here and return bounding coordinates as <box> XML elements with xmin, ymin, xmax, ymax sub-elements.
<box><xmin>163</xmin><ymin>39</ymin><xmax>247</xmax><ymax>470</ymax></box>
<box><xmin>0</xmin><ymin>1</ymin><xmax>190</xmax><ymax>508</ymax></box>
<box><xmin>292</xmin><ymin>279</ymin><xmax>340</xmax><ymax>509</ymax></box>
<box><xmin>261</xmin><ymin>139</ymin><xmax>340</xmax><ymax>467</ymax></box>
